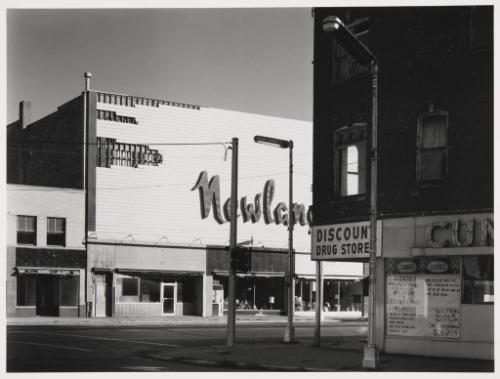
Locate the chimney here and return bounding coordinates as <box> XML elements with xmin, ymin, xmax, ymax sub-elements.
<box><xmin>19</xmin><ymin>101</ymin><xmax>31</xmax><ymax>129</ymax></box>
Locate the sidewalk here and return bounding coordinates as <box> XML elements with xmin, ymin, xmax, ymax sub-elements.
<box><xmin>6</xmin><ymin>313</ymin><xmax>366</xmax><ymax>326</ymax></box>
<box><xmin>147</xmin><ymin>339</ymin><xmax>494</xmax><ymax>372</ymax></box>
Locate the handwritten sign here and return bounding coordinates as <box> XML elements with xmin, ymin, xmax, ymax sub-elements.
<box><xmin>386</xmin><ymin>274</ymin><xmax>461</xmax><ymax>338</ymax></box>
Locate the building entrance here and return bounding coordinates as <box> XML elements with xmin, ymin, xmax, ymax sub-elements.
<box><xmin>36</xmin><ymin>275</ymin><xmax>59</xmax><ymax>316</ymax></box>
<box><xmin>161</xmin><ymin>283</ymin><xmax>176</xmax><ymax>315</ymax></box>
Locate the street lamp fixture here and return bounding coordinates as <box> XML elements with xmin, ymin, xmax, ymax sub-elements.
<box><xmin>323</xmin><ymin>15</ymin><xmax>379</xmax><ymax>369</ymax></box>
<box><xmin>254</xmin><ymin>135</ymin><xmax>296</xmax><ymax>343</ymax></box>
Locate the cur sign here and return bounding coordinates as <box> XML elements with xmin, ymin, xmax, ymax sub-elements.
<box><xmin>191</xmin><ymin>171</ymin><xmax>312</xmax><ymax>228</ymax></box>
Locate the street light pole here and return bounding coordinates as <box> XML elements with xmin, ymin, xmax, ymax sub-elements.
<box><xmin>285</xmin><ymin>140</ymin><xmax>295</xmax><ymax>343</ymax></box>
<box><xmin>322</xmin><ymin>15</ymin><xmax>379</xmax><ymax>368</ymax></box>
<box><xmin>254</xmin><ymin>135</ymin><xmax>295</xmax><ymax>343</ymax></box>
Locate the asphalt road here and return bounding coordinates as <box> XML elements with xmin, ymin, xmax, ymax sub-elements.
<box><xmin>7</xmin><ymin>322</ymin><xmax>368</xmax><ymax>372</ymax></box>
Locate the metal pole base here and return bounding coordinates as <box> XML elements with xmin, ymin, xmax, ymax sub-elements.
<box><xmin>283</xmin><ymin>325</ymin><xmax>296</xmax><ymax>343</ymax></box>
<box><xmin>362</xmin><ymin>344</ymin><xmax>379</xmax><ymax>369</ymax></box>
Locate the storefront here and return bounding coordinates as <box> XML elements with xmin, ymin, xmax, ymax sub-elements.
<box><xmin>13</xmin><ymin>248</ymin><xmax>86</xmax><ymax>317</ymax></box>
<box><xmin>379</xmin><ymin>213</ymin><xmax>494</xmax><ymax>360</ymax></box>
<box><xmin>87</xmin><ymin>240</ymin><xmax>211</xmax><ymax>318</ymax></box>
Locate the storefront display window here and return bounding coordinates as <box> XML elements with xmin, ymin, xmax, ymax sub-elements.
<box><xmin>59</xmin><ymin>276</ymin><xmax>79</xmax><ymax>306</ymax></box>
<box><xmin>462</xmin><ymin>256</ymin><xmax>494</xmax><ymax>304</ymax></box>
<box><xmin>385</xmin><ymin>257</ymin><xmax>461</xmax><ymax>339</ymax></box>
<box><xmin>140</xmin><ymin>279</ymin><xmax>160</xmax><ymax>302</ymax></box>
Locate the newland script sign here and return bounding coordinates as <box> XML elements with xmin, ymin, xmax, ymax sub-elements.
<box><xmin>191</xmin><ymin>171</ymin><xmax>312</xmax><ymax>228</ymax></box>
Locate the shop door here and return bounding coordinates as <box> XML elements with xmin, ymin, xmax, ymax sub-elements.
<box><xmin>95</xmin><ymin>275</ymin><xmax>111</xmax><ymax>317</ymax></box>
<box><xmin>36</xmin><ymin>275</ymin><xmax>59</xmax><ymax>316</ymax></box>
<box><xmin>162</xmin><ymin>283</ymin><xmax>176</xmax><ymax>315</ymax></box>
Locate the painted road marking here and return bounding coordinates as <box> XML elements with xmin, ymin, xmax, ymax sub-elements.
<box><xmin>8</xmin><ymin>340</ymin><xmax>93</xmax><ymax>352</ymax></box>
<box><xmin>14</xmin><ymin>331</ymin><xmax>183</xmax><ymax>348</ymax></box>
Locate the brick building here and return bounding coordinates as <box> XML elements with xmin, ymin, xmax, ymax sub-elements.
<box><xmin>311</xmin><ymin>7</ymin><xmax>493</xmax><ymax>359</ymax></box>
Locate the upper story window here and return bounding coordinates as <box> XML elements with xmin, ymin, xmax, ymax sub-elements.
<box><xmin>332</xmin><ymin>17</ymin><xmax>370</xmax><ymax>83</ymax></box>
<box><xmin>334</xmin><ymin>123</ymin><xmax>367</xmax><ymax>196</ymax></box>
<box><xmin>470</xmin><ymin>6</ymin><xmax>493</xmax><ymax>51</ymax></box>
<box><xmin>17</xmin><ymin>215</ymin><xmax>36</xmax><ymax>245</ymax></box>
<box><xmin>47</xmin><ymin>217</ymin><xmax>66</xmax><ymax>246</ymax></box>
<box><xmin>416</xmin><ymin>107</ymin><xmax>448</xmax><ymax>184</ymax></box>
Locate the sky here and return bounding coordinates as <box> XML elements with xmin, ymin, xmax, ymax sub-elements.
<box><xmin>6</xmin><ymin>7</ymin><xmax>314</xmax><ymax>124</ymax></box>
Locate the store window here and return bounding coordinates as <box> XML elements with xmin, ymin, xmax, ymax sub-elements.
<box><xmin>17</xmin><ymin>275</ymin><xmax>36</xmax><ymax>306</ymax></box>
<box><xmin>47</xmin><ymin>217</ymin><xmax>66</xmax><ymax>246</ymax></box>
<box><xmin>332</xmin><ymin>17</ymin><xmax>370</xmax><ymax>82</ymax></box>
<box><xmin>59</xmin><ymin>276</ymin><xmax>79</xmax><ymax>306</ymax></box>
<box><xmin>416</xmin><ymin>108</ymin><xmax>448</xmax><ymax>183</ymax></box>
<box><xmin>122</xmin><ymin>277</ymin><xmax>139</xmax><ymax>296</ymax></box>
<box><xmin>462</xmin><ymin>256</ymin><xmax>494</xmax><ymax>304</ymax></box>
<box><xmin>17</xmin><ymin>215</ymin><xmax>37</xmax><ymax>245</ymax></box>
<box><xmin>334</xmin><ymin>123</ymin><xmax>367</xmax><ymax>196</ymax></box>
<box><xmin>140</xmin><ymin>279</ymin><xmax>160</xmax><ymax>302</ymax></box>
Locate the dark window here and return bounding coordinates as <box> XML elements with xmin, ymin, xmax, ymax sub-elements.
<box><xmin>470</xmin><ymin>6</ymin><xmax>493</xmax><ymax>50</ymax></box>
<box><xmin>140</xmin><ymin>279</ymin><xmax>160</xmax><ymax>302</ymax></box>
<box><xmin>59</xmin><ymin>276</ymin><xmax>79</xmax><ymax>306</ymax></box>
<box><xmin>17</xmin><ymin>275</ymin><xmax>37</xmax><ymax>306</ymax></box>
<box><xmin>334</xmin><ymin>123</ymin><xmax>367</xmax><ymax>196</ymax></box>
<box><xmin>47</xmin><ymin>217</ymin><xmax>66</xmax><ymax>246</ymax></box>
<box><xmin>416</xmin><ymin>109</ymin><xmax>448</xmax><ymax>183</ymax></box>
<box><xmin>462</xmin><ymin>256</ymin><xmax>494</xmax><ymax>304</ymax></box>
<box><xmin>122</xmin><ymin>277</ymin><xmax>139</xmax><ymax>296</ymax></box>
<box><xmin>332</xmin><ymin>17</ymin><xmax>370</xmax><ymax>82</ymax></box>
<box><xmin>17</xmin><ymin>215</ymin><xmax>36</xmax><ymax>245</ymax></box>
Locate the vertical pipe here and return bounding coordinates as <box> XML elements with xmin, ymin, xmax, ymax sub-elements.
<box><xmin>226</xmin><ymin>137</ymin><xmax>238</xmax><ymax>347</ymax></box>
<box><xmin>313</xmin><ymin>261</ymin><xmax>322</xmax><ymax>346</ymax></box>
<box><xmin>284</xmin><ymin>141</ymin><xmax>295</xmax><ymax>342</ymax></box>
<box><xmin>363</xmin><ymin>61</ymin><xmax>379</xmax><ymax>369</ymax></box>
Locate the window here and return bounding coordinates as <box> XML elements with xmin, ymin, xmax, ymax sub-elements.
<box><xmin>59</xmin><ymin>276</ymin><xmax>79</xmax><ymax>306</ymax></box>
<box><xmin>47</xmin><ymin>217</ymin><xmax>66</xmax><ymax>246</ymax></box>
<box><xmin>334</xmin><ymin>124</ymin><xmax>367</xmax><ymax>196</ymax></box>
<box><xmin>332</xmin><ymin>17</ymin><xmax>370</xmax><ymax>82</ymax></box>
<box><xmin>470</xmin><ymin>6</ymin><xmax>493</xmax><ymax>50</ymax></box>
<box><xmin>17</xmin><ymin>216</ymin><xmax>36</xmax><ymax>245</ymax></box>
<box><xmin>122</xmin><ymin>277</ymin><xmax>139</xmax><ymax>296</ymax></box>
<box><xmin>17</xmin><ymin>275</ymin><xmax>37</xmax><ymax>306</ymax></box>
<box><xmin>462</xmin><ymin>256</ymin><xmax>494</xmax><ymax>304</ymax></box>
<box><xmin>416</xmin><ymin>108</ymin><xmax>448</xmax><ymax>183</ymax></box>
<box><xmin>140</xmin><ymin>279</ymin><xmax>160</xmax><ymax>302</ymax></box>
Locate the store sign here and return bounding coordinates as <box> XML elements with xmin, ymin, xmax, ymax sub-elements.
<box><xmin>17</xmin><ymin>268</ymin><xmax>80</xmax><ymax>275</ymax></box>
<box><xmin>385</xmin><ymin>257</ymin><xmax>461</xmax><ymax>339</ymax></box>
<box><xmin>426</xmin><ymin>217</ymin><xmax>493</xmax><ymax>247</ymax></box>
<box><xmin>310</xmin><ymin>221</ymin><xmax>382</xmax><ymax>260</ymax></box>
<box><xmin>191</xmin><ymin>171</ymin><xmax>312</xmax><ymax>228</ymax></box>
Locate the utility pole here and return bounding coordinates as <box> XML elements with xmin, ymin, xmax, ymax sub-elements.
<box><xmin>226</xmin><ymin>137</ymin><xmax>238</xmax><ymax>347</ymax></box>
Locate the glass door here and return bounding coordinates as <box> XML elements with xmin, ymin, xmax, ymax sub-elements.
<box><xmin>162</xmin><ymin>283</ymin><xmax>176</xmax><ymax>315</ymax></box>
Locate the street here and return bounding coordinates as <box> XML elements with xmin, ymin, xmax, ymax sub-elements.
<box><xmin>7</xmin><ymin>321</ymin><xmax>368</xmax><ymax>372</ymax></box>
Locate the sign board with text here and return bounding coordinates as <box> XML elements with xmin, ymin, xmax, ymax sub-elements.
<box><xmin>385</xmin><ymin>257</ymin><xmax>461</xmax><ymax>339</ymax></box>
<box><xmin>311</xmin><ymin>221</ymin><xmax>382</xmax><ymax>260</ymax></box>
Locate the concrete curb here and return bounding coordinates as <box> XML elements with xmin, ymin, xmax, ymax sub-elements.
<box><xmin>7</xmin><ymin>316</ymin><xmax>368</xmax><ymax>327</ymax></box>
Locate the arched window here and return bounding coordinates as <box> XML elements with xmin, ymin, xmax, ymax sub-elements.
<box><xmin>334</xmin><ymin>123</ymin><xmax>367</xmax><ymax>196</ymax></box>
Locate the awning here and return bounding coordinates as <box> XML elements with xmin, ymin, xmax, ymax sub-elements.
<box><xmin>212</xmin><ymin>270</ymin><xmax>286</xmax><ymax>278</ymax></box>
<box><xmin>16</xmin><ymin>267</ymin><xmax>80</xmax><ymax>275</ymax></box>
<box><xmin>114</xmin><ymin>268</ymin><xmax>204</xmax><ymax>277</ymax></box>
